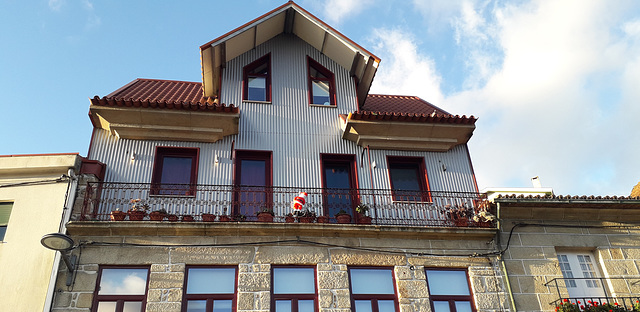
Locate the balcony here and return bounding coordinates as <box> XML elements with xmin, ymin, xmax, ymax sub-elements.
<box><xmin>545</xmin><ymin>277</ymin><xmax>640</xmax><ymax>310</ymax></box>
<box><xmin>77</xmin><ymin>182</ymin><xmax>492</xmax><ymax>228</ymax></box>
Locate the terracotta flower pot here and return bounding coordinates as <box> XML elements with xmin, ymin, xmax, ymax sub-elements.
<box><xmin>298</xmin><ymin>216</ymin><xmax>314</xmax><ymax>223</ymax></box>
<box><xmin>357</xmin><ymin>216</ymin><xmax>372</xmax><ymax>225</ymax></box>
<box><xmin>149</xmin><ymin>212</ymin><xmax>165</xmax><ymax>221</ymax></box>
<box><xmin>336</xmin><ymin>214</ymin><xmax>352</xmax><ymax>224</ymax></box>
<box><xmin>317</xmin><ymin>215</ymin><xmax>329</xmax><ymax>224</ymax></box>
<box><xmin>453</xmin><ymin>218</ymin><xmax>469</xmax><ymax>227</ymax></box>
<box><xmin>128</xmin><ymin>210</ymin><xmax>146</xmax><ymax>221</ymax></box>
<box><xmin>285</xmin><ymin>216</ymin><xmax>295</xmax><ymax>223</ymax></box>
<box><xmin>218</xmin><ymin>215</ymin><xmax>231</xmax><ymax>222</ymax></box>
<box><xmin>167</xmin><ymin>214</ymin><xmax>178</xmax><ymax>222</ymax></box>
<box><xmin>202</xmin><ymin>213</ymin><xmax>216</xmax><ymax>222</ymax></box>
<box><xmin>181</xmin><ymin>215</ymin><xmax>194</xmax><ymax>222</ymax></box>
<box><xmin>257</xmin><ymin>213</ymin><xmax>274</xmax><ymax>222</ymax></box>
<box><xmin>110</xmin><ymin>210</ymin><xmax>126</xmax><ymax>221</ymax></box>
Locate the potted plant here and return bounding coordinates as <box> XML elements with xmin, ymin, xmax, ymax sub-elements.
<box><xmin>127</xmin><ymin>199</ymin><xmax>148</xmax><ymax>221</ymax></box>
<box><xmin>233</xmin><ymin>213</ymin><xmax>246</xmax><ymax>222</ymax></box>
<box><xmin>149</xmin><ymin>208</ymin><xmax>167</xmax><ymax>221</ymax></box>
<box><xmin>166</xmin><ymin>214</ymin><xmax>179</xmax><ymax>222</ymax></box>
<box><xmin>335</xmin><ymin>209</ymin><xmax>352</xmax><ymax>224</ymax></box>
<box><xmin>201</xmin><ymin>212</ymin><xmax>216</xmax><ymax>222</ymax></box>
<box><xmin>317</xmin><ymin>215</ymin><xmax>329</xmax><ymax>223</ymax></box>
<box><xmin>181</xmin><ymin>214</ymin><xmax>194</xmax><ymax>222</ymax></box>
<box><xmin>298</xmin><ymin>210</ymin><xmax>316</xmax><ymax>223</ymax></box>
<box><xmin>257</xmin><ymin>207</ymin><xmax>275</xmax><ymax>222</ymax></box>
<box><xmin>285</xmin><ymin>213</ymin><xmax>296</xmax><ymax>223</ymax></box>
<box><xmin>218</xmin><ymin>208</ymin><xmax>231</xmax><ymax>222</ymax></box>
<box><xmin>355</xmin><ymin>203</ymin><xmax>372</xmax><ymax>225</ymax></box>
<box><xmin>442</xmin><ymin>204</ymin><xmax>473</xmax><ymax>227</ymax></box>
<box><xmin>110</xmin><ymin>208</ymin><xmax>126</xmax><ymax>221</ymax></box>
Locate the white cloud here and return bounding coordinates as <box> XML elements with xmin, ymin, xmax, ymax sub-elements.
<box><xmin>368</xmin><ymin>28</ymin><xmax>444</xmax><ymax>105</ymax></box>
<box><xmin>320</xmin><ymin>0</ymin><xmax>373</xmax><ymax>25</ymax></box>
<box><xmin>48</xmin><ymin>0</ymin><xmax>65</xmax><ymax>11</ymax></box>
<box><xmin>83</xmin><ymin>0</ymin><xmax>101</xmax><ymax>30</ymax></box>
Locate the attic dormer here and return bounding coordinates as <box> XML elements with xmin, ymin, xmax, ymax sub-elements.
<box><xmin>199</xmin><ymin>1</ymin><xmax>380</xmax><ymax>108</ymax></box>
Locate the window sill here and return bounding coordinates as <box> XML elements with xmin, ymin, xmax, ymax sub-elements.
<box><xmin>243</xmin><ymin>100</ymin><xmax>272</xmax><ymax>104</ymax></box>
<box><xmin>309</xmin><ymin>104</ymin><xmax>336</xmax><ymax>108</ymax></box>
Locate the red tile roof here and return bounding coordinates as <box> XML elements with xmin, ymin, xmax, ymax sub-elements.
<box><xmin>355</xmin><ymin>94</ymin><xmax>477</xmax><ymax>125</ymax></box>
<box><xmin>90</xmin><ymin>79</ymin><xmax>238</xmax><ymax>113</ymax></box>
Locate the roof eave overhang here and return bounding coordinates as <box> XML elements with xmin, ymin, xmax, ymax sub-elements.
<box><xmin>200</xmin><ymin>1</ymin><xmax>380</xmax><ymax>106</ymax></box>
<box><xmin>89</xmin><ymin>105</ymin><xmax>239</xmax><ymax>143</ymax></box>
<box><xmin>340</xmin><ymin>113</ymin><xmax>476</xmax><ymax>152</ymax></box>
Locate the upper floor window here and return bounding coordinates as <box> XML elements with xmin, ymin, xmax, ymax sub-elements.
<box><xmin>349</xmin><ymin>267</ymin><xmax>398</xmax><ymax>312</ymax></box>
<box><xmin>425</xmin><ymin>269</ymin><xmax>475</xmax><ymax>312</ymax></box>
<box><xmin>243</xmin><ymin>54</ymin><xmax>271</xmax><ymax>102</ymax></box>
<box><xmin>92</xmin><ymin>266</ymin><xmax>149</xmax><ymax>312</ymax></box>
<box><xmin>0</xmin><ymin>202</ymin><xmax>13</xmax><ymax>241</ymax></box>
<box><xmin>307</xmin><ymin>57</ymin><xmax>335</xmax><ymax>106</ymax></box>
<box><xmin>151</xmin><ymin>147</ymin><xmax>199</xmax><ymax>196</ymax></box>
<box><xmin>183</xmin><ymin>266</ymin><xmax>237</xmax><ymax>312</ymax></box>
<box><xmin>387</xmin><ymin>156</ymin><xmax>431</xmax><ymax>202</ymax></box>
<box><xmin>272</xmin><ymin>266</ymin><xmax>317</xmax><ymax>312</ymax></box>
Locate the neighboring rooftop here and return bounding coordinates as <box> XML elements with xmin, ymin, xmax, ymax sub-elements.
<box><xmin>362</xmin><ymin>94</ymin><xmax>450</xmax><ymax>116</ymax></box>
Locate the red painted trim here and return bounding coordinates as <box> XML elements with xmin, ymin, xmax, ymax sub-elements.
<box><xmin>242</xmin><ymin>54</ymin><xmax>272</xmax><ymax>102</ymax></box>
<box><xmin>347</xmin><ymin>266</ymin><xmax>400</xmax><ymax>312</ymax></box>
<box><xmin>425</xmin><ymin>268</ymin><xmax>476</xmax><ymax>312</ymax></box>
<box><xmin>181</xmin><ymin>265</ymin><xmax>238</xmax><ymax>312</ymax></box>
<box><xmin>386</xmin><ymin>156</ymin><xmax>432</xmax><ymax>202</ymax></box>
<box><xmin>91</xmin><ymin>265</ymin><xmax>151</xmax><ymax>312</ymax></box>
<box><xmin>150</xmin><ymin>146</ymin><xmax>200</xmax><ymax>196</ymax></box>
<box><xmin>307</xmin><ymin>56</ymin><xmax>336</xmax><ymax>107</ymax></box>
<box><xmin>0</xmin><ymin>152</ymin><xmax>80</xmax><ymax>158</ymax></box>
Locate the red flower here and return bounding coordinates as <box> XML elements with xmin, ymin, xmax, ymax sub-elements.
<box><xmin>614</xmin><ymin>303</ymin><xmax>618</xmax><ymax>306</ymax></box>
<box><xmin>577</xmin><ymin>301</ymin><xmax>581</xmax><ymax>304</ymax></box>
<box><xmin>564</xmin><ymin>299</ymin><xmax>569</xmax><ymax>302</ymax></box>
<box><xmin>609</xmin><ymin>310</ymin><xmax>613</xmax><ymax>312</ymax></box>
<box><xmin>580</xmin><ymin>305</ymin><xmax>585</xmax><ymax>309</ymax></box>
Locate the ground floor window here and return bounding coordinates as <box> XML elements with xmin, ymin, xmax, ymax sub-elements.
<box><xmin>425</xmin><ymin>269</ymin><xmax>475</xmax><ymax>312</ymax></box>
<box><xmin>272</xmin><ymin>266</ymin><xmax>317</xmax><ymax>312</ymax></box>
<box><xmin>183</xmin><ymin>266</ymin><xmax>237</xmax><ymax>312</ymax></box>
<box><xmin>349</xmin><ymin>267</ymin><xmax>399</xmax><ymax>312</ymax></box>
<box><xmin>92</xmin><ymin>266</ymin><xmax>150</xmax><ymax>312</ymax></box>
<box><xmin>0</xmin><ymin>202</ymin><xmax>12</xmax><ymax>241</ymax></box>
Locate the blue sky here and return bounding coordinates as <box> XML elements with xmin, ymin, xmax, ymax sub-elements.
<box><xmin>1</xmin><ymin>0</ymin><xmax>639</xmax><ymax>196</ymax></box>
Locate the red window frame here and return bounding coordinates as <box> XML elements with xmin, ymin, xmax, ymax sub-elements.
<box><xmin>386</xmin><ymin>156</ymin><xmax>431</xmax><ymax>202</ymax></box>
<box><xmin>243</xmin><ymin>54</ymin><xmax>271</xmax><ymax>102</ymax></box>
<box><xmin>233</xmin><ymin>150</ymin><xmax>273</xmax><ymax>218</ymax></box>
<box><xmin>425</xmin><ymin>268</ymin><xmax>476</xmax><ymax>312</ymax></box>
<box><xmin>307</xmin><ymin>57</ymin><xmax>336</xmax><ymax>106</ymax></box>
<box><xmin>271</xmin><ymin>265</ymin><xmax>318</xmax><ymax>312</ymax></box>
<box><xmin>348</xmin><ymin>266</ymin><xmax>399</xmax><ymax>312</ymax></box>
<box><xmin>181</xmin><ymin>265</ymin><xmax>238</xmax><ymax>312</ymax></box>
<box><xmin>150</xmin><ymin>147</ymin><xmax>199</xmax><ymax>196</ymax></box>
<box><xmin>91</xmin><ymin>266</ymin><xmax>150</xmax><ymax>312</ymax></box>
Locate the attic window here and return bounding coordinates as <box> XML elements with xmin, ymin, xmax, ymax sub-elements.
<box><xmin>243</xmin><ymin>54</ymin><xmax>271</xmax><ymax>102</ymax></box>
<box><xmin>307</xmin><ymin>57</ymin><xmax>335</xmax><ymax>106</ymax></box>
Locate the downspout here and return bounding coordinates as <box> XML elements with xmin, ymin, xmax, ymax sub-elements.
<box><xmin>496</xmin><ymin>201</ymin><xmax>517</xmax><ymax>311</ymax></box>
<box><xmin>43</xmin><ymin>168</ymin><xmax>79</xmax><ymax>312</ymax></box>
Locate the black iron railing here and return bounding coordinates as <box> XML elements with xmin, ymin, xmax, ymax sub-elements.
<box><xmin>545</xmin><ymin>277</ymin><xmax>640</xmax><ymax>310</ymax></box>
<box><xmin>78</xmin><ymin>182</ymin><xmax>492</xmax><ymax>227</ymax></box>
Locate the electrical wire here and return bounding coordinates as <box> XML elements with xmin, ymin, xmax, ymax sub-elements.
<box><xmin>0</xmin><ymin>175</ymin><xmax>69</xmax><ymax>188</ymax></box>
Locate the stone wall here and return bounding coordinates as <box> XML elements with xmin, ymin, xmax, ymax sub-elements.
<box><xmin>51</xmin><ymin>235</ymin><xmax>510</xmax><ymax>312</ymax></box>
<box><xmin>501</xmin><ymin>221</ymin><xmax>640</xmax><ymax>312</ymax></box>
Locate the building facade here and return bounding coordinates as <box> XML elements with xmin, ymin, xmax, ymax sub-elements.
<box><xmin>50</xmin><ymin>2</ymin><xmax>510</xmax><ymax>312</ymax></box>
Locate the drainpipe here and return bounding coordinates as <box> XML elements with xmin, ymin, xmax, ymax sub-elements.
<box><xmin>43</xmin><ymin>169</ymin><xmax>79</xmax><ymax>312</ymax></box>
<box><xmin>496</xmin><ymin>201</ymin><xmax>517</xmax><ymax>311</ymax></box>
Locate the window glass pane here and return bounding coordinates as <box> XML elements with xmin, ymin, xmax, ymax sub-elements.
<box><xmin>426</xmin><ymin>270</ymin><xmax>470</xmax><ymax>296</ymax></box>
<box><xmin>276</xmin><ymin>300</ymin><xmax>292</xmax><ymax>312</ymax></box>
<box><xmin>299</xmin><ymin>300</ymin><xmax>314</xmax><ymax>312</ymax></box>
<box><xmin>350</xmin><ymin>269</ymin><xmax>394</xmax><ymax>294</ymax></box>
<box><xmin>433</xmin><ymin>301</ymin><xmax>450</xmax><ymax>312</ymax></box>
<box><xmin>97</xmin><ymin>301</ymin><xmax>117</xmax><ymax>312</ymax></box>
<box><xmin>0</xmin><ymin>226</ymin><xmax>6</xmax><ymax>241</ymax></box>
<box><xmin>312</xmin><ymin>80</ymin><xmax>330</xmax><ymax>105</ymax></box>
<box><xmin>455</xmin><ymin>301</ymin><xmax>473</xmax><ymax>312</ymax></box>
<box><xmin>123</xmin><ymin>301</ymin><xmax>143</xmax><ymax>312</ymax></box>
<box><xmin>98</xmin><ymin>268</ymin><xmax>148</xmax><ymax>295</ymax></box>
<box><xmin>389</xmin><ymin>166</ymin><xmax>421</xmax><ymax>191</ymax></box>
<box><xmin>213</xmin><ymin>300</ymin><xmax>232</xmax><ymax>312</ymax></box>
<box><xmin>310</xmin><ymin>67</ymin><xmax>327</xmax><ymax>79</ymax></box>
<box><xmin>274</xmin><ymin>267</ymin><xmax>315</xmax><ymax>294</ymax></box>
<box><xmin>0</xmin><ymin>202</ymin><xmax>12</xmax><ymax>225</ymax></box>
<box><xmin>186</xmin><ymin>300</ymin><xmax>206</xmax><ymax>312</ymax></box>
<box><xmin>378</xmin><ymin>300</ymin><xmax>396</xmax><ymax>312</ymax></box>
<box><xmin>186</xmin><ymin>268</ymin><xmax>236</xmax><ymax>294</ymax></box>
<box><xmin>160</xmin><ymin>156</ymin><xmax>193</xmax><ymax>185</ymax></box>
<box><xmin>248</xmin><ymin>77</ymin><xmax>266</xmax><ymax>101</ymax></box>
<box><xmin>355</xmin><ymin>300</ymin><xmax>373</xmax><ymax>312</ymax></box>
